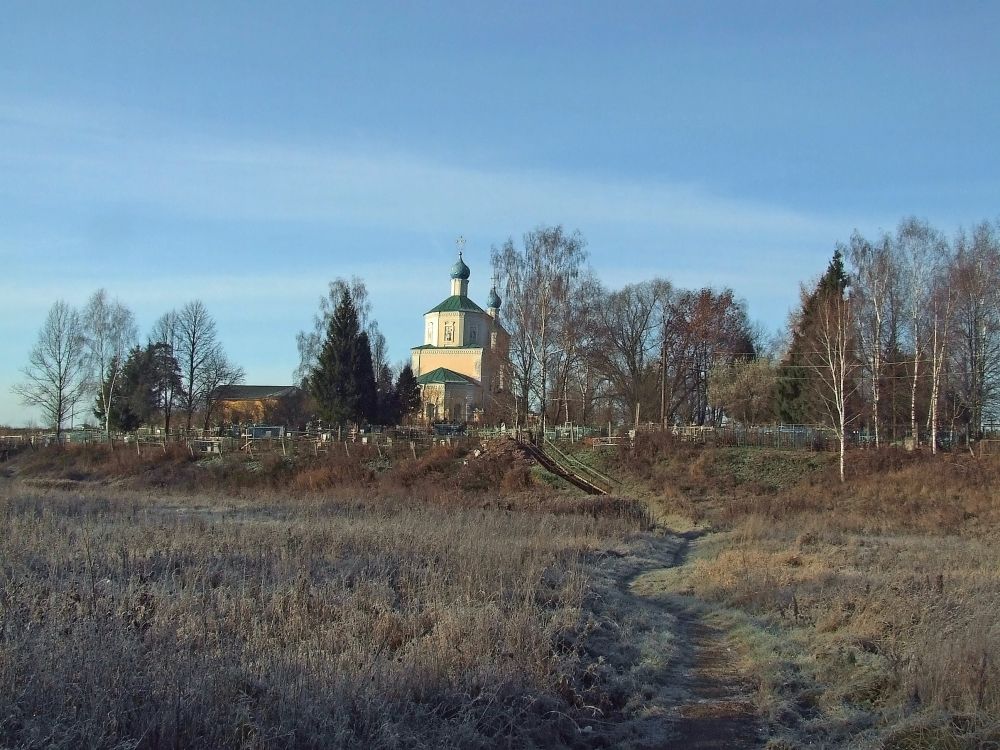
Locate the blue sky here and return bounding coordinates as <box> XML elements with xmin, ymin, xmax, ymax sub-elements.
<box><xmin>2</xmin><ymin>1</ymin><xmax>998</xmax><ymax>425</ymax></box>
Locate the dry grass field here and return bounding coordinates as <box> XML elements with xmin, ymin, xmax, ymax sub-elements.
<box><xmin>610</xmin><ymin>439</ymin><xmax>1000</xmax><ymax>748</ymax></box>
<box><xmin>0</xmin><ymin>445</ymin><xmax>653</xmax><ymax>749</ymax></box>
<box><xmin>3</xmin><ymin>439</ymin><xmax>999</xmax><ymax>748</ymax></box>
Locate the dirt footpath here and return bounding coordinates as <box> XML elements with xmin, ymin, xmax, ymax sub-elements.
<box><xmin>583</xmin><ymin>530</ymin><xmax>768</xmax><ymax>749</ymax></box>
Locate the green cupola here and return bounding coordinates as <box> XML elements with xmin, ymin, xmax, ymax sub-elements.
<box><xmin>450</xmin><ymin>252</ymin><xmax>471</xmax><ymax>280</ymax></box>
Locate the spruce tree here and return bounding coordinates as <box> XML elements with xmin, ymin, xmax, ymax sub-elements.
<box><xmin>374</xmin><ymin>362</ymin><xmax>398</xmax><ymax>425</ymax></box>
<box><xmin>395</xmin><ymin>364</ymin><xmax>421</xmax><ymax>422</ymax></box>
<box><xmin>113</xmin><ymin>347</ymin><xmax>149</xmax><ymax>432</ymax></box>
<box><xmin>777</xmin><ymin>250</ymin><xmax>850</xmax><ymax>423</ymax></box>
<box><xmin>355</xmin><ymin>331</ymin><xmax>378</xmax><ymax>424</ymax></box>
<box><xmin>309</xmin><ymin>289</ymin><xmax>377</xmax><ymax>426</ymax></box>
<box><xmin>95</xmin><ymin>344</ymin><xmax>183</xmax><ymax>432</ymax></box>
<box><xmin>146</xmin><ymin>342</ymin><xmax>186</xmax><ymax>431</ymax></box>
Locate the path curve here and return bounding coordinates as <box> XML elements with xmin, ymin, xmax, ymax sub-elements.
<box><xmin>585</xmin><ymin>530</ymin><xmax>767</xmax><ymax>748</ymax></box>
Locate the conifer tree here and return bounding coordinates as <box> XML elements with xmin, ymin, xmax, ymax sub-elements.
<box><xmin>777</xmin><ymin>250</ymin><xmax>850</xmax><ymax>423</ymax></box>
<box><xmin>355</xmin><ymin>331</ymin><xmax>378</xmax><ymax>424</ymax></box>
<box><xmin>395</xmin><ymin>364</ymin><xmax>421</xmax><ymax>422</ymax></box>
<box><xmin>113</xmin><ymin>347</ymin><xmax>149</xmax><ymax>432</ymax></box>
<box><xmin>309</xmin><ymin>289</ymin><xmax>377</xmax><ymax>426</ymax></box>
<box><xmin>374</xmin><ymin>363</ymin><xmax>397</xmax><ymax>425</ymax></box>
<box><xmin>95</xmin><ymin>343</ymin><xmax>184</xmax><ymax>432</ymax></box>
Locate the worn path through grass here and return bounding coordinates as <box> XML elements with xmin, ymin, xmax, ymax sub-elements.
<box><xmin>587</xmin><ymin>529</ymin><xmax>767</xmax><ymax>749</ymax></box>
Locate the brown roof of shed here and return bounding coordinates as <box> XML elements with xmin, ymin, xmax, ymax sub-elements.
<box><xmin>213</xmin><ymin>385</ymin><xmax>300</xmax><ymax>401</ymax></box>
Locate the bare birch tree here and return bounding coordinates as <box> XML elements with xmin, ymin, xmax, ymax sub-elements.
<box><xmin>492</xmin><ymin>225</ymin><xmax>588</xmax><ymax>435</ymax></box>
<box><xmin>814</xmin><ymin>287</ymin><xmax>858</xmax><ymax>481</ymax></box>
<box><xmin>895</xmin><ymin>218</ymin><xmax>947</xmax><ymax>445</ymax></box>
<box><xmin>13</xmin><ymin>301</ymin><xmax>89</xmax><ymax>439</ymax></box>
<box><xmin>951</xmin><ymin>222</ymin><xmax>1000</xmax><ymax>441</ymax></box>
<box><xmin>927</xmin><ymin>246</ymin><xmax>956</xmax><ymax>454</ymax></box>
<box><xmin>848</xmin><ymin>231</ymin><xmax>897</xmax><ymax>447</ymax></box>
<box><xmin>82</xmin><ymin>289</ymin><xmax>137</xmax><ymax>444</ymax></box>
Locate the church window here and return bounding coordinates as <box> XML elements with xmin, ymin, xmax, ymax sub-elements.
<box><xmin>444</xmin><ymin>322</ymin><xmax>454</xmax><ymax>343</ymax></box>
<box><xmin>469</xmin><ymin>326</ymin><xmax>477</xmax><ymax>343</ymax></box>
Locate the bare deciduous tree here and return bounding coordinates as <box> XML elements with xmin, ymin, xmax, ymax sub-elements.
<box><xmin>13</xmin><ymin>301</ymin><xmax>89</xmax><ymax>439</ymax></box>
<box><xmin>591</xmin><ymin>279</ymin><xmax>670</xmax><ymax>423</ymax></box>
<box><xmin>848</xmin><ymin>231</ymin><xmax>898</xmax><ymax>447</ymax></box>
<box><xmin>661</xmin><ymin>288</ymin><xmax>755</xmax><ymax>426</ymax></box>
<box><xmin>548</xmin><ymin>272</ymin><xmax>601</xmax><ymax>425</ymax></box>
<box><xmin>492</xmin><ymin>225</ymin><xmax>589</xmax><ymax>433</ymax></box>
<box><xmin>199</xmin><ymin>348</ymin><xmax>246</xmax><ymax>430</ymax></box>
<box><xmin>82</xmin><ymin>289</ymin><xmax>137</xmax><ymax>443</ymax></box>
<box><xmin>176</xmin><ymin>300</ymin><xmax>221</xmax><ymax>431</ymax></box>
<box><xmin>951</xmin><ymin>222</ymin><xmax>1000</xmax><ymax>441</ymax></box>
<box><xmin>708</xmin><ymin>357</ymin><xmax>777</xmax><ymax>427</ymax></box>
<box><xmin>926</xmin><ymin>246</ymin><xmax>956</xmax><ymax>454</ymax></box>
<box><xmin>814</xmin><ymin>287</ymin><xmax>858</xmax><ymax>481</ymax></box>
<box><xmin>895</xmin><ymin>217</ymin><xmax>947</xmax><ymax>445</ymax></box>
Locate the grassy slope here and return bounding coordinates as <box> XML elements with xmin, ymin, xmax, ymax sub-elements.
<box><xmin>586</xmin><ymin>436</ymin><xmax>1000</xmax><ymax>749</ymax></box>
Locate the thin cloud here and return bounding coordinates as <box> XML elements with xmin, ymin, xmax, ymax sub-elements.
<box><xmin>0</xmin><ymin>97</ymin><xmax>860</xmax><ymax>241</ymax></box>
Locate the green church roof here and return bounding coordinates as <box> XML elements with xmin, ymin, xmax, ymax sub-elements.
<box><xmin>426</xmin><ymin>295</ymin><xmax>485</xmax><ymax>314</ymax></box>
<box><xmin>415</xmin><ymin>367</ymin><xmax>479</xmax><ymax>385</ymax></box>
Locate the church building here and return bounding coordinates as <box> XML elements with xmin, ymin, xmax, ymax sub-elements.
<box><xmin>411</xmin><ymin>248</ymin><xmax>509</xmax><ymax>423</ymax></box>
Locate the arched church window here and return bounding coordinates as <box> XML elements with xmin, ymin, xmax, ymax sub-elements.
<box><xmin>469</xmin><ymin>326</ymin><xmax>478</xmax><ymax>343</ymax></box>
<box><xmin>444</xmin><ymin>323</ymin><xmax>454</xmax><ymax>343</ymax></box>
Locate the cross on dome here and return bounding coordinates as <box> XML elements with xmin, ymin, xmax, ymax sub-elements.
<box><xmin>450</xmin><ymin>236</ymin><xmax>471</xmax><ymax>281</ymax></box>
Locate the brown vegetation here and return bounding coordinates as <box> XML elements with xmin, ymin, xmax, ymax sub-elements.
<box><xmin>6</xmin><ymin>436</ymin><xmax>1000</xmax><ymax>748</ymax></box>
<box><xmin>613</xmin><ymin>435</ymin><xmax>1000</xmax><ymax>748</ymax></box>
<box><xmin>0</xmin><ymin>450</ymin><xmax>651</xmax><ymax>749</ymax></box>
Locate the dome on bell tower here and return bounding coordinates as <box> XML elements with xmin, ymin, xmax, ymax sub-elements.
<box><xmin>450</xmin><ymin>252</ymin><xmax>471</xmax><ymax>280</ymax></box>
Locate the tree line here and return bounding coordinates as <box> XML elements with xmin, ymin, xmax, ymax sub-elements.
<box><xmin>491</xmin><ymin>225</ymin><xmax>756</xmax><ymax>431</ymax></box>
<box><xmin>778</xmin><ymin>218</ymin><xmax>1000</xmax><ymax>479</ymax></box>
<box><xmin>13</xmin><ymin>292</ymin><xmax>243</xmax><ymax>440</ymax></box>
<box><xmin>490</xmin><ymin>219</ymin><xmax>1000</xmax><ymax>478</ymax></box>
<box><xmin>14</xmin><ymin>278</ymin><xmax>422</xmax><ymax>438</ymax></box>
<box><xmin>17</xmin><ymin>217</ymin><xmax>1000</xmax><ymax>460</ymax></box>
